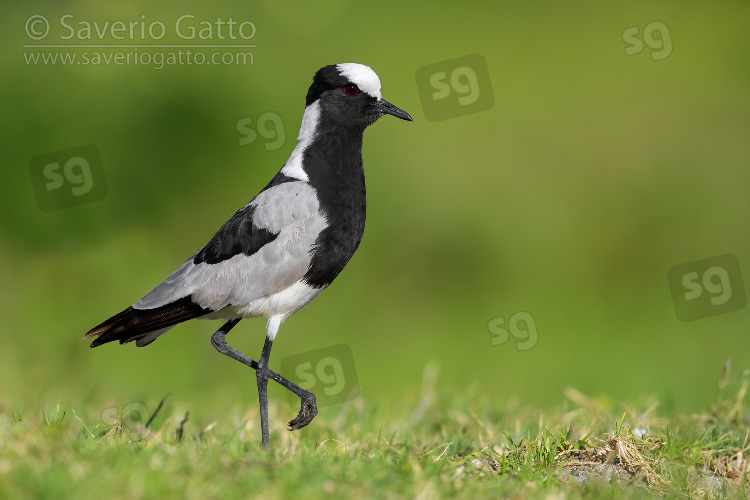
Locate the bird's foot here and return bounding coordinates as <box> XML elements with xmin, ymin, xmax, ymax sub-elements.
<box><xmin>288</xmin><ymin>392</ymin><xmax>317</xmax><ymax>431</ymax></box>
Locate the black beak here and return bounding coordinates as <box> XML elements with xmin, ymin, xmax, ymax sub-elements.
<box><xmin>375</xmin><ymin>98</ymin><xmax>413</xmax><ymax>121</ymax></box>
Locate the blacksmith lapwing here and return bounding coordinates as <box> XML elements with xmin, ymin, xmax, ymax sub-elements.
<box><xmin>84</xmin><ymin>63</ymin><xmax>412</xmax><ymax>448</ymax></box>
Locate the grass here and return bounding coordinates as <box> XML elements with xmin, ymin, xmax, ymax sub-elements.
<box><xmin>2</xmin><ymin>361</ymin><xmax>749</xmax><ymax>499</ymax></box>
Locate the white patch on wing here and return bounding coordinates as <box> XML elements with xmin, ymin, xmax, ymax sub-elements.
<box><xmin>336</xmin><ymin>63</ymin><xmax>382</xmax><ymax>100</ymax></box>
<box><xmin>280</xmin><ymin>100</ymin><xmax>321</xmax><ymax>181</ymax></box>
<box><xmin>250</xmin><ymin>181</ymin><xmax>321</xmax><ymax>234</ymax></box>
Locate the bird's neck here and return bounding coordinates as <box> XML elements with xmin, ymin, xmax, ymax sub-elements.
<box><xmin>293</xmin><ymin>100</ymin><xmax>367</xmax><ymax>194</ymax></box>
<box><xmin>297</xmin><ymin>108</ymin><xmax>368</xmax><ymax>289</ymax></box>
<box><xmin>281</xmin><ymin>101</ymin><xmax>366</xmax><ymax>191</ymax></box>
<box><xmin>304</xmin><ymin>123</ymin><xmax>365</xmax><ymax>190</ymax></box>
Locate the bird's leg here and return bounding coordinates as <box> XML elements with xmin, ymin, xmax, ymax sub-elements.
<box><xmin>209</xmin><ymin>320</ymin><xmax>319</xmax><ymax>445</ymax></box>
<box><xmin>256</xmin><ymin>335</ymin><xmax>272</xmax><ymax>448</ymax></box>
<box><xmin>209</xmin><ymin>318</ymin><xmax>244</xmax><ymax>362</ymax></box>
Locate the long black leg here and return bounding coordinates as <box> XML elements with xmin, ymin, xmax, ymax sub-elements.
<box><xmin>256</xmin><ymin>335</ymin><xmax>273</xmax><ymax>448</ymax></box>
<box><xmin>210</xmin><ymin>320</ymin><xmax>318</xmax><ymax>447</ymax></box>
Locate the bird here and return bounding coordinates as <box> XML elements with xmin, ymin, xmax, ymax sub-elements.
<box><xmin>83</xmin><ymin>63</ymin><xmax>413</xmax><ymax>448</ymax></box>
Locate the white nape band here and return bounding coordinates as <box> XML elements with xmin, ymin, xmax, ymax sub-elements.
<box><xmin>280</xmin><ymin>100</ymin><xmax>321</xmax><ymax>181</ymax></box>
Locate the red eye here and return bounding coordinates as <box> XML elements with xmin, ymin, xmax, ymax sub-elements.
<box><xmin>345</xmin><ymin>85</ymin><xmax>359</xmax><ymax>95</ymax></box>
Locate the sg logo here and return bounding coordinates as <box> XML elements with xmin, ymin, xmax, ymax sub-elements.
<box><xmin>668</xmin><ymin>254</ymin><xmax>746</xmax><ymax>321</ymax></box>
<box><xmin>281</xmin><ymin>344</ymin><xmax>359</xmax><ymax>408</ymax></box>
<box><xmin>100</xmin><ymin>401</ymin><xmax>150</xmax><ymax>431</ymax></box>
<box><xmin>43</xmin><ymin>157</ymin><xmax>95</xmax><ymax>196</ymax></box>
<box><xmin>623</xmin><ymin>21</ymin><xmax>673</xmax><ymax>61</ymax></box>
<box><xmin>488</xmin><ymin>311</ymin><xmax>538</xmax><ymax>351</ymax></box>
<box><xmin>430</xmin><ymin>67</ymin><xmax>481</xmax><ymax>106</ymax></box>
<box><xmin>236</xmin><ymin>112</ymin><xmax>286</xmax><ymax>151</ymax></box>
<box><xmin>28</xmin><ymin>144</ymin><xmax>107</xmax><ymax>212</ymax></box>
<box><xmin>415</xmin><ymin>54</ymin><xmax>494</xmax><ymax>122</ymax></box>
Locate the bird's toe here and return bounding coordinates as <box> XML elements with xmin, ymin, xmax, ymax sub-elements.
<box><xmin>288</xmin><ymin>394</ymin><xmax>318</xmax><ymax>430</ymax></box>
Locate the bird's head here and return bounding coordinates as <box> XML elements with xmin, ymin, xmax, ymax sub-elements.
<box><xmin>305</xmin><ymin>63</ymin><xmax>413</xmax><ymax>129</ymax></box>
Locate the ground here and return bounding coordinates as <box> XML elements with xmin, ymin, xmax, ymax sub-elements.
<box><xmin>2</xmin><ymin>363</ymin><xmax>749</xmax><ymax>499</ymax></box>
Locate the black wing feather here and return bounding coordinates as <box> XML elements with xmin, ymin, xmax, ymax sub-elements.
<box><xmin>193</xmin><ymin>204</ymin><xmax>279</xmax><ymax>265</ymax></box>
<box><xmin>84</xmin><ymin>296</ymin><xmax>210</xmax><ymax>347</ymax></box>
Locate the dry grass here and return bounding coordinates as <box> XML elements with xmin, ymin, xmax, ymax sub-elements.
<box><xmin>2</xmin><ymin>360</ymin><xmax>749</xmax><ymax>499</ymax></box>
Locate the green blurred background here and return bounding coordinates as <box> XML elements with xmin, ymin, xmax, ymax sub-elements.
<box><xmin>2</xmin><ymin>1</ymin><xmax>749</xmax><ymax>421</ymax></box>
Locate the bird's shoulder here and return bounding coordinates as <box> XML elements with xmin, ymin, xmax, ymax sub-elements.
<box><xmin>193</xmin><ymin>173</ymin><xmax>321</xmax><ymax>265</ymax></box>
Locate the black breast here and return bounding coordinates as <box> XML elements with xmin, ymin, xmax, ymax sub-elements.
<box><xmin>302</xmin><ymin>124</ymin><xmax>367</xmax><ymax>289</ymax></box>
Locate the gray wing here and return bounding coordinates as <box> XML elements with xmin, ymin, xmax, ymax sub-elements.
<box><xmin>133</xmin><ymin>181</ymin><xmax>326</xmax><ymax>311</ymax></box>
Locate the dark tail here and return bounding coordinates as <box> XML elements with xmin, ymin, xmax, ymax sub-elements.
<box><xmin>84</xmin><ymin>296</ymin><xmax>211</xmax><ymax>347</ymax></box>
